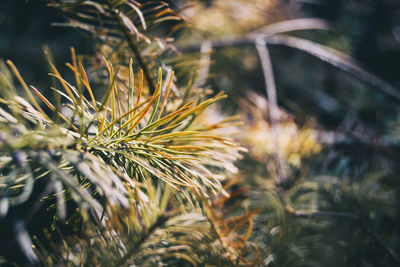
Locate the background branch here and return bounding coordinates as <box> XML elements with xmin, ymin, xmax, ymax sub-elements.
<box><xmin>255</xmin><ymin>36</ymin><xmax>286</xmax><ymax>184</ymax></box>
<box><xmin>285</xmin><ymin>206</ymin><xmax>400</xmax><ymax>265</ymax></box>
<box><xmin>179</xmin><ymin>34</ymin><xmax>400</xmax><ymax>101</ymax></box>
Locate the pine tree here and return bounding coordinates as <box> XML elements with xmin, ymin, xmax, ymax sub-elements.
<box><xmin>1</xmin><ymin>1</ymin><xmax>399</xmax><ymax>266</ymax></box>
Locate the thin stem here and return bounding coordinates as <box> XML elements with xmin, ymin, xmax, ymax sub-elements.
<box><xmin>266</xmin><ymin>35</ymin><xmax>400</xmax><ymax>101</ymax></box>
<box><xmin>255</xmin><ymin>36</ymin><xmax>286</xmax><ymax>184</ymax></box>
<box><xmin>179</xmin><ymin>35</ymin><xmax>400</xmax><ymax>101</ymax></box>
<box><xmin>250</xmin><ymin>18</ymin><xmax>331</xmax><ymax>36</ymax></box>
<box><xmin>193</xmin><ymin>41</ymin><xmax>212</xmax><ymax>89</ymax></box>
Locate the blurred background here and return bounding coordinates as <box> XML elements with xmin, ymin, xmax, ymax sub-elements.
<box><xmin>1</xmin><ymin>0</ymin><xmax>400</xmax><ymax>266</ymax></box>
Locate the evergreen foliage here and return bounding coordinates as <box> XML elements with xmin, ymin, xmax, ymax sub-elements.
<box><xmin>0</xmin><ymin>0</ymin><xmax>399</xmax><ymax>266</ymax></box>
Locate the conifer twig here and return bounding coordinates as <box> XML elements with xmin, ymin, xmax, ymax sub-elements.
<box><xmin>116</xmin><ymin>215</ymin><xmax>167</xmax><ymax>266</ymax></box>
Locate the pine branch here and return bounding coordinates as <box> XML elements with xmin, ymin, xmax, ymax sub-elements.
<box><xmin>285</xmin><ymin>206</ymin><xmax>400</xmax><ymax>265</ymax></box>
<box><xmin>117</xmin><ymin>215</ymin><xmax>167</xmax><ymax>266</ymax></box>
